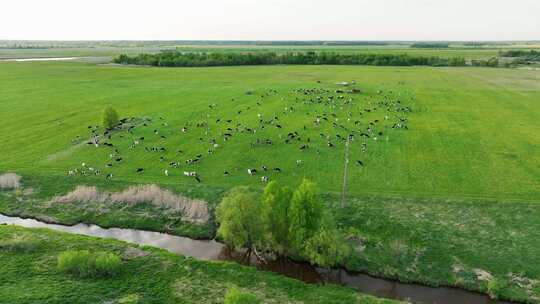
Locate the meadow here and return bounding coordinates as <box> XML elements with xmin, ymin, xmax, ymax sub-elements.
<box><xmin>0</xmin><ymin>225</ymin><xmax>395</xmax><ymax>303</ymax></box>
<box><xmin>1</xmin><ymin>60</ymin><xmax>540</xmax><ymax>302</ymax></box>
<box><xmin>0</xmin><ymin>61</ymin><xmax>538</xmax><ymax>201</ymax></box>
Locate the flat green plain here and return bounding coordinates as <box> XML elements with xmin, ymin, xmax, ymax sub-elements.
<box><xmin>1</xmin><ymin>61</ymin><xmax>538</xmax><ymax>201</ymax></box>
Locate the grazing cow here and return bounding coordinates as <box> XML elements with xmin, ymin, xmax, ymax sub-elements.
<box><xmin>357</xmin><ymin>160</ymin><xmax>364</xmax><ymax>166</ymax></box>
<box><xmin>164</xmin><ymin>170</ymin><xmax>169</xmax><ymax>176</ymax></box>
<box><xmin>296</xmin><ymin>160</ymin><xmax>303</xmax><ymax>166</ymax></box>
<box><xmin>262</xmin><ymin>165</ymin><xmax>268</xmax><ymax>171</ymax></box>
<box><xmin>195</xmin><ymin>176</ymin><xmax>201</xmax><ymax>183</ymax></box>
<box><xmin>106</xmin><ymin>173</ymin><xmax>113</xmax><ymax>180</ymax></box>
<box><xmin>137</xmin><ymin>168</ymin><xmax>144</xmax><ymax>173</ymax></box>
<box><xmin>261</xmin><ymin>176</ymin><xmax>269</xmax><ymax>183</ymax></box>
<box><xmin>184</xmin><ymin>171</ymin><xmax>197</xmax><ymax>177</ymax></box>
<box><xmin>248</xmin><ymin>168</ymin><xmax>257</xmax><ymax>175</ymax></box>
<box><xmin>224</xmin><ymin>171</ymin><xmax>230</xmax><ymax>176</ymax></box>
<box><xmin>106</xmin><ymin>163</ymin><xmax>113</xmax><ymax>168</ymax></box>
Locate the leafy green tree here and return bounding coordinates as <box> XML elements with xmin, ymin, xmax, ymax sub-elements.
<box><xmin>102</xmin><ymin>106</ymin><xmax>119</xmax><ymax>130</ymax></box>
<box><xmin>288</xmin><ymin>179</ymin><xmax>324</xmax><ymax>255</ymax></box>
<box><xmin>261</xmin><ymin>181</ymin><xmax>293</xmax><ymax>255</ymax></box>
<box><xmin>224</xmin><ymin>287</ymin><xmax>260</xmax><ymax>304</ymax></box>
<box><xmin>216</xmin><ymin>187</ymin><xmax>263</xmax><ymax>260</ymax></box>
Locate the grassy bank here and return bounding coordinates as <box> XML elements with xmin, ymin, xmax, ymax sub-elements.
<box><xmin>0</xmin><ymin>225</ymin><xmax>396</xmax><ymax>303</ymax></box>
<box><xmin>2</xmin><ymin>177</ymin><xmax>540</xmax><ymax>302</ymax></box>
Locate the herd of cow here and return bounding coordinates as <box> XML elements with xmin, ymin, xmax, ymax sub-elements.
<box><xmin>67</xmin><ymin>83</ymin><xmax>413</xmax><ymax>184</ymax></box>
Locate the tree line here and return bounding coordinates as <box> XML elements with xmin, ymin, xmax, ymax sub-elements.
<box><xmin>410</xmin><ymin>43</ymin><xmax>449</xmax><ymax>48</ymax></box>
<box><xmin>113</xmin><ymin>51</ymin><xmax>467</xmax><ymax>67</ymax></box>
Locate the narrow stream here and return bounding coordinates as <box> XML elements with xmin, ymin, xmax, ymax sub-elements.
<box><xmin>0</xmin><ymin>214</ymin><xmax>512</xmax><ymax>304</ymax></box>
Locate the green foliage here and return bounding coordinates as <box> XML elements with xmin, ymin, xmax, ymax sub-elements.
<box><xmin>94</xmin><ymin>251</ymin><xmax>122</xmax><ymax>276</ymax></box>
<box><xmin>223</xmin><ymin>287</ymin><xmax>260</xmax><ymax>304</ymax></box>
<box><xmin>471</xmin><ymin>57</ymin><xmax>499</xmax><ymax>67</ymax></box>
<box><xmin>261</xmin><ymin>181</ymin><xmax>293</xmax><ymax>254</ymax></box>
<box><xmin>216</xmin><ymin>187</ymin><xmax>263</xmax><ymax>249</ymax></box>
<box><xmin>113</xmin><ymin>51</ymin><xmax>456</xmax><ymax>67</ymax></box>
<box><xmin>487</xmin><ymin>278</ymin><xmax>507</xmax><ymax>300</ymax></box>
<box><xmin>411</xmin><ymin>43</ymin><xmax>449</xmax><ymax>49</ymax></box>
<box><xmin>57</xmin><ymin>250</ymin><xmax>121</xmax><ymax>278</ymax></box>
<box><xmin>288</xmin><ymin>179</ymin><xmax>325</xmax><ymax>255</ymax></box>
<box><xmin>102</xmin><ymin>106</ymin><xmax>119</xmax><ymax>130</ymax></box>
<box><xmin>304</xmin><ymin>228</ymin><xmax>351</xmax><ymax>268</ymax></box>
<box><xmin>449</xmin><ymin>57</ymin><xmax>466</xmax><ymax>66</ymax></box>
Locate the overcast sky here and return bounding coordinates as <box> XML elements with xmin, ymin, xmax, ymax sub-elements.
<box><xmin>1</xmin><ymin>0</ymin><xmax>539</xmax><ymax>41</ymax></box>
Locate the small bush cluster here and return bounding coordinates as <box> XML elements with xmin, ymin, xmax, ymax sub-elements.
<box><xmin>224</xmin><ymin>287</ymin><xmax>260</xmax><ymax>304</ymax></box>
<box><xmin>102</xmin><ymin>106</ymin><xmax>119</xmax><ymax>130</ymax></box>
<box><xmin>57</xmin><ymin>250</ymin><xmax>121</xmax><ymax>278</ymax></box>
<box><xmin>216</xmin><ymin>179</ymin><xmax>351</xmax><ymax>268</ymax></box>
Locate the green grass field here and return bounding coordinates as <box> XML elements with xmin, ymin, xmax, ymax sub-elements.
<box><xmin>0</xmin><ymin>225</ymin><xmax>395</xmax><ymax>304</ymax></box>
<box><xmin>1</xmin><ymin>61</ymin><xmax>538</xmax><ymax>201</ymax></box>
<box><xmin>1</xmin><ymin>60</ymin><xmax>540</xmax><ymax>302</ymax></box>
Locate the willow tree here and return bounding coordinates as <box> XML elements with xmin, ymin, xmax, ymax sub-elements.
<box><xmin>216</xmin><ymin>186</ymin><xmax>263</xmax><ymax>262</ymax></box>
<box><xmin>261</xmin><ymin>181</ymin><xmax>293</xmax><ymax>255</ymax></box>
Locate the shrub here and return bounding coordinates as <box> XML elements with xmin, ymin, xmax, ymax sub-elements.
<box><xmin>224</xmin><ymin>287</ymin><xmax>260</xmax><ymax>304</ymax></box>
<box><xmin>94</xmin><ymin>252</ymin><xmax>122</xmax><ymax>276</ymax></box>
<box><xmin>487</xmin><ymin>278</ymin><xmax>506</xmax><ymax>299</ymax></box>
<box><xmin>57</xmin><ymin>250</ymin><xmax>121</xmax><ymax>278</ymax></box>
<box><xmin>102</xmin><ymin>106</ymin><xmax>119</xmax><ymax>130</ymax></box>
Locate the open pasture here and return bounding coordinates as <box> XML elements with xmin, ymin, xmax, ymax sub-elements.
<box><xmin>0</xmin><ymin>61</ymin><xmax>539</xmax><ymax>201</ymax></box>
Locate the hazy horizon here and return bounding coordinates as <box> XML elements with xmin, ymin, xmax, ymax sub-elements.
<box><xmin>1</xmin><ymin>0</ymin><xmax>539</xmax><ymax>41</ymax></box>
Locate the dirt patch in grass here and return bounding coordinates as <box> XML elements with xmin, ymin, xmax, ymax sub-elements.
<box><xmin>0</xmin><ymin>173</ymin><xmax>22</xmax><ymax>189</ymax></box>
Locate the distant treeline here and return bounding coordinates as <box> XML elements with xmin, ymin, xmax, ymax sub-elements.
<box><xmin>113</xmin><ymin>51</ymin><xmax>467</xmax><ymax>67</ymax></box>
<box><xmin>471</xmin><ymin>57</ymin><xmax>499</xmax><ymax>67</ymax></box>
<box><xmin>410</xmin><ymin>43</ymin><xmax>449</xmax><ymax>49</ymax></box>
<box><xmin>500</xmin><ymin>50</ymin><xmax>540</xmax><ymax>65</ymax></box>
<box><xmin>500</xmin><ymin>50</ymin><xmax>539</xmax><ymax>57</ymax></box>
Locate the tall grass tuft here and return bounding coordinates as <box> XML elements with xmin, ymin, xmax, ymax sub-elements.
<box><xmin>57</xmin><ymin>250</ymin><xmax>121</xmax><ymax>278</ymax></box>
<box><xmin>224</xmin><ymin>287</ymin><xmax>260</xmax><ymax>304</ymax></box>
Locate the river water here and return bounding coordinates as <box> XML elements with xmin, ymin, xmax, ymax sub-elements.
<box><xmin>0</xmin><ymin>214</ymin><xmax>512</xmax><ymax>304</ymax></box>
